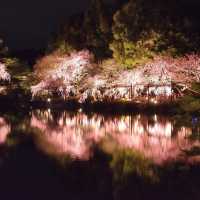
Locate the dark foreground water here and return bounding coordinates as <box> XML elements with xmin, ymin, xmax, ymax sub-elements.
<box><xmin>0</xmin><ymin>109</ymin><xmax>200</xmax><ymax>200</ymax></box>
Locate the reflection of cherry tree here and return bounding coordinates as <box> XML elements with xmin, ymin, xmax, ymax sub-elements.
<box><xmin>31</xmin><ymin>110</ymin><xmax>104</xmax><ymax>159</ymax></box>
<box><xmin>31</xmin><ymin>110</ymin><xmax>200</xmax><ymax>164</ymax></box>
<box><xmin>0</xmin><ymin>117</ymin><xmax>11</xmax><ymax>144</ymax></box>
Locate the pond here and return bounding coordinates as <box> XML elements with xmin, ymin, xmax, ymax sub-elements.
<box><xmin>0</xmin><ymin>109</ymin><xmax>200</xmax><ymax>200</ymax></box>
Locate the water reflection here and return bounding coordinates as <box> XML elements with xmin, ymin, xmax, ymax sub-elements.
<box><xmin>0</xmin><ymin>117</ymin><xmax>10</xmax><ymax>144</ymax></box>
<box><xmin>31</xmin><ymin>110</ymin><xmax>200</xmax><ymax>164</ymax></box>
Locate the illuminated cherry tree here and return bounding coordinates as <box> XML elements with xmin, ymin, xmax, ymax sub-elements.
<box><xmin>31</xmin><ymin>50</ymin><xmax>94</xmax><ymax>98</ymax></box>
<box><xmin>0</xmin><ymin>63</ymin><xmax>10</xmax><ymax>81</ymax></box>
<box><xmin>31</xmin><ymin>52</ymin><xmax>200</xmax><ymax>102</ymax></box>
<box><xmin>143</xmin><ymin>54</ymin><xmax>200</xmax><ymax>84</ymax></box>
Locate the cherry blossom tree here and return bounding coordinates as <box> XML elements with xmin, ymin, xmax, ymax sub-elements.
<box><xmin>0</xmin><ymin>63</ymin><xmax>10</xmax><ymax>81</ymax></box>
<box><xmin>31</xmin><ymin>52</ymin><xmax>200</xmax><ymax>102</ymax></box>
<box><xmin>31</xmin><ymin>110</ymin><xmax>200</xmax><ymax>164</ymax></box>
<box><xmin>31</xmin><ymin>50</ymin><xmax>94</xmax><ymax>98</ymax></box>
<box><xmin>143</xmin><ymin>54</ymin><xmax>200</xmax><ymax>84</ymax></box>
<box><xmin>80</xmin><ymin>54</ymin><xmax>200</xmax><ymax>102</ymax></box>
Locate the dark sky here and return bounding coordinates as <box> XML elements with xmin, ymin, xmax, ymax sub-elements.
<box><xmin>0</xmin><ymin>0</ymin><xmax>112</xmax><ymax>51</ymax></box>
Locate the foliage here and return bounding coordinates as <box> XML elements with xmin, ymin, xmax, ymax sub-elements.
<box><xmin>110</xmin><ymin>149</ymin><xmax>157</xmax><ymax>182</ymax></box>
<box><xmin>49</xmin><ymin>0</ymin><xmax>112</xmax><ymax>59</ymax></box>
<box><xmin>46</xmin><ymin>0</ymin><xmax>200</xmax><ymax>69</ymax></box>
<box><xmin>48</xmin><ymin>38</ymin><xmax>75</xmax><ymax>55</ymax></box>
<box><xmin>179</xmin><ymin>83</ymin><xmax>200</xmax><ymax>113</ymax></box>
<box><xmin>110</xmin><ymin>0</ymin><xmax>200</xmax><ymax>67</ymax></box>
<box><xmin>180</xmin><ymin>96</ymin><xmax>200</xmax><ymax>113</ymax></box>
<box><xmin>83</xmin><ymin>0</ymin><xmax>112</xmax><ymax>57</ymax></box>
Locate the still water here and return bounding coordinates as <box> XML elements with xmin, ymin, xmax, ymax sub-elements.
<box><xmin>0</xmin><ymin>109</ymin><xmax>200</xmax><ymax>200</ymax></box>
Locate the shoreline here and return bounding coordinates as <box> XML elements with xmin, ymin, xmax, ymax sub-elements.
<box><xmin>0</xmin><ymin>94</ymin><xmax>182</xmax><ymax>115</ymax></box>
<box><xmin>0</xmin><ymin>92</ymin><xmax>198</xmax><ymax>115</ymax></box>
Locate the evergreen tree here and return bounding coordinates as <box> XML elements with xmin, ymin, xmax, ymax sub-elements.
<box><xmin>83</xmin><ymin>0</ymin><xmax>112</xmax><ymax>58</ymax></box>
<box><xmin>110</xmin><ymin>0</ymin><xmax>200</xmax><ymax>67</ymax></box>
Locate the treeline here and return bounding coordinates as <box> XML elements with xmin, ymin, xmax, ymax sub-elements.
<box><xmin>49</xmin><ymin>0</ymin><xmax>200</xmax><ymax>67</ymax></box>
<box><xmin>48</xmin><ymin>0</ymin><xmax>113</xmax><ymax>59</ymax></box>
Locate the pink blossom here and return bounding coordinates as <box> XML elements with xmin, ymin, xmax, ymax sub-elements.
<box><xmin>0</xmin><ymin>117</ymin><xmax>11</xmax><ymax>144</ymax></box>
<box><xmin>0</xmin><ymin>63</ymin><xmax>10</xmax><ymax>81</ymax></box>
<box><xmin>31</xmin><ymin>53</ymin><xmax>200</xmax><ymax>102</ymax></box>
<box><xmin>31</xmin><ymin>50</ymin><xmax>93</xmax><ymax>98</ymax></box>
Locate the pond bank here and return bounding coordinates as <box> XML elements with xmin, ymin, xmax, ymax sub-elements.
<box><xmin>0</xmin><ymin>94</ymin><xmax>182</xmax><ymax>114</ymax></box>
<box><xmin>0</xmin><ymin>88</ymin><xmax>199</xmax><ymax>115</ymax></box>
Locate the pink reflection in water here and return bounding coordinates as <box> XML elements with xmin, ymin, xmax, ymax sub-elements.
<box><xmin>31</xmin><ymin>110</ymin><xmax>200</xmax><ymax>164</ymax></box>
<box><xmin>31</xmin><ymin>111</ymin><xmax>104</xmax><ymax>159</ymax></box>
<box><xmin>0</xmin><ymin>117</ymin><xmax>10</xmax><ymax>144</ymax></box>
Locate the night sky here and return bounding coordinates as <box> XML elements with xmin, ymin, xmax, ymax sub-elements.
<box><xmin>0</xmin><ymin>0</ymin><xmax>112</xmax><ymax>51</ymax></box>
